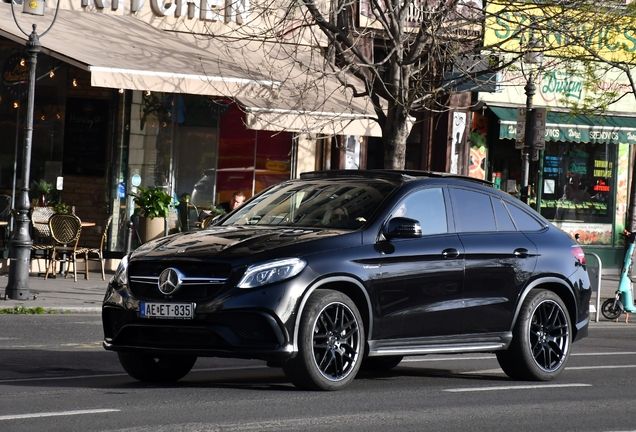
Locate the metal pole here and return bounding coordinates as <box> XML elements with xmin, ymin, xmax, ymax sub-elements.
<box><xmin>125</xmin><ymin>220</ymin><xmax>134</xmax><ymax>255</ymax></box>
<box><xmin>536</xmin><ymin>150</ymin><xmax>544</xmax><ymax>213</ymax></box>
<box><xmin>521</xmin><ymin>74</ymin><xmax>536</xmax><ymax>204</ymax></box>
<box><xmin>5</xmin><ymin>25</ymin><xmax>39</xmax><ymax>300</ymax></box>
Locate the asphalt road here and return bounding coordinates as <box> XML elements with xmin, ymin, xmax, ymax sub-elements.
<box><xmin>1</xmin><ymin>315</ymin><xmax>635</xmax><ymax>431</ymax></box>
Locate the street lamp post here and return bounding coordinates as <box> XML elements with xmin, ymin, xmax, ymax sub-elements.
<box><xmin>520</xmin><ymin>73</ymin><xmax>536</xmax><ymax>204</ymax></box>
<box><xmin>520</xmin><ymin>38</ymin><xmax>544</xmax><ymax>205</ymax></box>
<box><xmin>5</xmin><ymin>1</ymin><xmax>59</xmax><ymax>300</ymax></box>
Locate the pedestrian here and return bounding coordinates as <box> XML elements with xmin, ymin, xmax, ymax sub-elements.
<box><xmin>216</xmin><ymin>191</ymin><xmax>246</xmax><ymax>213</ymax></box>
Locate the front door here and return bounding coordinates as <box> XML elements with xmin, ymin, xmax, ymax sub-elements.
<box><xmin>375</xmin><ymin>187</ymin><xmax>465</xmax><ymax>339</ymax></box>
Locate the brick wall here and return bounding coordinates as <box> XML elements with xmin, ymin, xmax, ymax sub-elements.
<box><xmin>60</xmin><ymin>175</ymin><xmax>109</xmax><ymax>249</ymax></box>
<box><xmin>62</xmin><ymin>67</ymin><xmax>113</xmax><ymax>249</ymax></box>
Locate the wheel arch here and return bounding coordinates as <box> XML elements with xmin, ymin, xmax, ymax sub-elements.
<box><xmin>512</xmin><ymin>277</ymin><xmax>579</xmax><ymax>338</ymax></box>
<box><xmin>291</xmin><ymin>276</ymin><xmax>372</xmax><ymax>353</ymax></box>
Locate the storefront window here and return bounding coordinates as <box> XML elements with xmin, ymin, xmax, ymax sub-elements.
<box><xmin>116</xmin><ymin>92</ymin><xmax>292</xmax><ymax>250</ymax></box>
<box><xmin>538</xmin><ymin>141</ymin><xmax>619</xmax><ymax>245</ymax></box>
<box><xmin>0</xmin><ymin>42</ymin><xmax>66</xmax><ymax>199</ymax></box>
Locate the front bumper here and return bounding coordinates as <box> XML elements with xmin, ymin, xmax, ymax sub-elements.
<box><xmin>101</xmin><ymin>276</ymin><xmax>307</xmax><ymax>360</ymax></box>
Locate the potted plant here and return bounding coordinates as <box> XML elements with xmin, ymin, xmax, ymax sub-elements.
<box><xmin>130</xmin><ymin>186</ymin><xmax>174</xmax><ymax>242</ymax></box>
<box><xmin>34</xmin><ymin>179</ymin><xmax>53</xmax><ymax>207</ymax></box>
<box><xmin>52</xmin><ymin>202</ymin><xmax>70</xmax><ymax>214</ymax></box>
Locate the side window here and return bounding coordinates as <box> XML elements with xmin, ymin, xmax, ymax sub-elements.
<box><xmin>492</xmin><ymin>198</ymin><xmax>517</xmax><ymax>231</ymax></box>
<box><xmin>450</xmin><ymin>188</ymin><xmax>496</xmax><ymax>232</ymax></box>
<box><xmin>504</xmin><ymin>202</ymin><xmax>545</xmax><ymax>231</ymax></box>
<box><xmin>392</xmin><ymin>188</ymin><xmax>448</xmax><ymax>235</ymax></box>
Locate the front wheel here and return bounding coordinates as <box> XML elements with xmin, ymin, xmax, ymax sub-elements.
<box><xmin>282</xmin><ymin>290</ymin><xmax>364</xmax><ymax>391</ymax></box>
<box><xmin>601</xmin><ymin>297</ymin><xmax>623</xmax><ymax>320</ymax></box>
<box><xmin>497</xmin><ymin>290</ymin><xmax>571</xmax><ymax>381</ymax></box>
<box><xmin>118</xmin><ymin>352</ymin><xmax>197</xmax><ymax>382</ymax></box>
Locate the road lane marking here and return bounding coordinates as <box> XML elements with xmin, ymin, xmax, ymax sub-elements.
<box><xmin>566</xmin><ymin>364</ymin><xmax>636</xmax><ymax>370</ymax></box>
<box><xmin>465</xmin><ymin>364</ymin><xmax>636</xmax><ymax>375</ymax></box>
<box><xmin>401</xmin><ymin>352</ymin><xmax>636</xmax><ymax>363</ymax></box>
<box><xmin>572</xmin><ymin>351</ymin><xmax>636</xmax><ymax>356</ymax></box>
<box><xmin>0</xmin><ymin>409</ymin><xmax>120</xmax><ymax>421</ymax></box>
<box><xmin>444</xmin><ymin>383</ymin><xmax>591</xmax><ymax>392</ymax></box>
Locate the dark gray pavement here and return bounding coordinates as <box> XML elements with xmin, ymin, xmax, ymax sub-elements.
<box><xmin>0</xmin><ymin>272</ymin><xmax>108</xmax><ymax>313</ymax></box>
<box><xmin>0</xmin><ymin>267</ymin><xmax>626</xmax><ymax>318</ymax></box>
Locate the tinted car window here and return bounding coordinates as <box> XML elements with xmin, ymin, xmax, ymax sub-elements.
<box><xmin>222</xmin><ymin>180</ymin><xmax>396</xmax><ymax>228</ymax></box>
<box><xmin>450</xmin><ymin>188</ymin><xmax>496</xmax><ymax>232</ymax></box>
<box><xmin>504</xmin><ymin>201</ymin><xmax>545</xmax><ymax>231</ymax></box>
<box><xmin>492</xmin><ymin>198</ymin><xmax>517</xmax><ymax>231</ymax></box>
<box><xmin>392</xmin><ymin>188</ymin><xmax>447</xmax><ymax>235</ymax></box>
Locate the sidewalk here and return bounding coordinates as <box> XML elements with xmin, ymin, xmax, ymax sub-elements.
<box><xmin>0</xmin><ymin>272</ymin><xmax>108</xmax><ymax>313</ymax></box>
<box><xmin>0</xmin><ymin>270</ymin><xmax>625</xmax><ymax>315</ymax></box>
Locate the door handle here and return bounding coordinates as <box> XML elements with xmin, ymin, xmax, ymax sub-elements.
<box><xmin>442</xmin><ymin>248</ymin><xmax>459</xmax><ymax>259</ymax></box>
<box><xmin>514</xmin><ymin>248</ymin><xmax>529</xmax><ymax>258</ymax></box>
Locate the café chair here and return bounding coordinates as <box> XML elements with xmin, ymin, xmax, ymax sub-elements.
<box><xmin>30</xmin><ymin>206</ymin><xmax>56</xmax><ymax>274</ymax></box>
<box><xmin>45</xmin><ymin>214</ymin><xmax>84</xmax><ymax>282</ymax></box>
<box><xmin>78</xmin><ymin>215</ymin><xmax>112</xmax><ymax>280</ymax></box>
<box><xmin>0</xmin><ymin>194</ymin><xmax>11</xmax><ymax>247</ymax></box>
<box><xmin>199</xmin><ymin>214</ymin><xmax>216</xmax><ymax>229</ymax></box>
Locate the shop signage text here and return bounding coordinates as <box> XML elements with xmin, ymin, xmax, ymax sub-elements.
<box><xmin>505</xmin><ymin>123</ymin><xmax>634</xmax><ymax>145</ymax></box>
<box><xmin>541</xmin><ymin>71</ymin><xmax>583</xmax><ymax>100</ymax></box>
<box><xmin>82</xmin><ymin>0</ymin><xmax>250</xmax><ymax>24</ymax></box>
<box><xmin>485</xmin><ymin>2</ymin><xmax>636</xmax><ymax>61</ymax></box>
<box><xmin>1</xmin><ymin>53</ymin><xmax>28</xmax><ymax>98</ymax></box>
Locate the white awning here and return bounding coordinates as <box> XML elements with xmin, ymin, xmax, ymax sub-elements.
<box><xmin>0</xmin><ymin>4</ymin><xmax>383</xmax><ymax>136</ymax></box>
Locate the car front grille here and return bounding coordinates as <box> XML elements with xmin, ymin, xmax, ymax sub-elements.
<box><xmin>128</xmin><ymin>261</ymin><xmax>232</xmax><ymax>301</ymax></box>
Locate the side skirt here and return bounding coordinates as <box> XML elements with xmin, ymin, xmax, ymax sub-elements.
<box><xmin>367</xmin><ymin>332</ymin><xmax>513</xmax><ymax>357</ymax></box>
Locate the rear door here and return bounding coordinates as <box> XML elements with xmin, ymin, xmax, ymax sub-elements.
<box><xmin>448</xmin><ymin>188</ymin><xmax>538</xmax><ymax>334</ymax></box>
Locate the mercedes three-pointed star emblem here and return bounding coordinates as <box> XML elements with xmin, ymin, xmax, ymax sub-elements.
<box><xmin>158</xmin><ymin>268</ymin><xmax>181</xmax><ymax>295</ymax></box>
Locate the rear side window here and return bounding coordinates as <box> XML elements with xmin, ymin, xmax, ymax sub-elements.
<box><xmin>492</xmin><ymin>198</ymin><xmax>517</xmax><ymax>231</ymax></box>
<box><xmin>504</xmin><ymin>202</ymin><xmax>545</xmax><ymax>231</ymax></box>
<box><xmin>449</xmin><ymin>188</ymin><xmax>496</xmax><ymax>232</ymax></box>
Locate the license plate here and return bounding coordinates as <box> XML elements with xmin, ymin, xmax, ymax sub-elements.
<box><xmin>140</xmin><ymin>302</ymin><xmax>195</xmax><ymax>319</ymax></box>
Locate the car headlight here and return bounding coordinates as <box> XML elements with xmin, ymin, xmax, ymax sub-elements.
<box><xmin>237</xmin><ymin>258</ymin><xmax>306</xmax><ymax>289</ymax></box>
<box><xmin>110</xmin><ymin>254</ymin><xmax>129</xmax><ymax>286</ymax></box>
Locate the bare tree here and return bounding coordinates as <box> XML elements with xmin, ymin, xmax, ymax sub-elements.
<box><xmin>178</xmin><ymin>0</ymin><xmax>636</xmax><ymax>171</ymax></box>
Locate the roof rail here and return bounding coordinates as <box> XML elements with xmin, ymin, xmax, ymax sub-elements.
<box><xmin>300</xmin><ymin>170</ymin><xmax>410</xmax><ymax>182</ymax></box>
<box><xmin>300</xmin><ymin>170</ymin><xmax>493</xmax><ymax>187</ymax></box>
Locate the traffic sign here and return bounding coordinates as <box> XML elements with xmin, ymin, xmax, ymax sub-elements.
<box><xmin>516</xmin><ymin>107</ymin><xmax>526</xmax><ymax>149</ymax></box>
<box><xmin>533</xmin><ymin>107</ymin><xmax>547</xmax><ymax>150</ymax></box>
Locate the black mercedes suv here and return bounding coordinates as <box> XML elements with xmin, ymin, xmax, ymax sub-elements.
<box><xmin>102</xmin><ymin>170</ymin><xmax>591</xmax><ymax>390</ymax></box>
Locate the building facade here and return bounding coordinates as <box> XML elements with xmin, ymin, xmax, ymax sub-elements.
<box><xmin>0</xmin><ymin>0</ymin><xmax>382</xmax><ymax>260</ymax></box>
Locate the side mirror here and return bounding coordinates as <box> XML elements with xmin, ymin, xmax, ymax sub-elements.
<box><xmin>384</xmin><ymin>217</ymin><xmax>422</xmax><ymax>240</ymax></box>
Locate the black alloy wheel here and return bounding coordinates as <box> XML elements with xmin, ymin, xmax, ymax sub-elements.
<box><xmin>497</xmin><ymin>290</ymin><xmax>571</xmax><ymax>381</ymax></box>
<box><xmin>283</xmin><ymin>290</ymin><xmax>364</xmax><ymax>390</ymax></box>
<box><xmin>361</xmin><ymin>355</ymin><xmax>404</xmax><ymax>372</ymax></box>
<box><xmin>118</xmin><ymin>352</ymin><xmax>197</xmax><ymax>382</ymax></box>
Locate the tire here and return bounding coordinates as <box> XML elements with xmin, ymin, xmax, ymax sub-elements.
<box><xmin>283</xmin><ymin>290</ymin><xmax>364</xmax><ymax>391</ymax></box>
<box><xmin>118</xmin><ymin>352</ymin><xmax>197</xmax><ymax>382</ymax></box>
<box><xmin>361</xmin><ymin>355</ymin><xmax>404</xmax><ymax>372</ymax></box>
<box><xmin>601</xmin><ymin>298</ymin><xmax>623</xmax><ymax>320</ymax></box>
<box><xmin>496</xmin><ymin>290</ymin><xmax>571</xmax><ymax>381</ymax></box>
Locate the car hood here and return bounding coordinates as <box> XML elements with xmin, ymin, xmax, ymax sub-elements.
<box><xmin>131</xmin><ymin>226</ymin><xmax>352</xmax><ymax>261</ymax></box>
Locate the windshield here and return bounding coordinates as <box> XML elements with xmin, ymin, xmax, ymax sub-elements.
<box><xmin>221</xmin><ymin>179</ymin><xmax>396</xmax><ymax>229</ymax></box>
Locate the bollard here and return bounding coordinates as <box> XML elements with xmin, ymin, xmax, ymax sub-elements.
<box><xmin>125</xmin><ymin>220</ymin><xmax>134</xmax><ymax>255</ymax></box>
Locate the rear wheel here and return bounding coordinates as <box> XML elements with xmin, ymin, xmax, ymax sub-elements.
<box><xmin>361</xmin><ymin>355</ymin><xmax>404</xmax><ymax>372</ymax></box>
<box><xmin>601</xmin><ymin>298</ymin><xmax>623</xmax><ymax>320</ymax></box>
<box><xmin>118</xmin><ymin>352</ymin><xmax>197</xmax><ymax>382</ymax></box>
<box><xmin>497</xmin><ymin>290</ymin><xmax>571</xmax><ymax>381</ymax></box>
<box><xmin>283</xmin><ymin>290</ymin><xmax>364</xmax><ymax>391</ymax></box>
